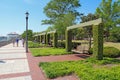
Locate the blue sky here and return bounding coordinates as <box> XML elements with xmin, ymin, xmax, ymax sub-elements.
<box><xmin>0</xmin><ymin>0</ymin><xmax>101</xmax><ymax>36</ymax></box>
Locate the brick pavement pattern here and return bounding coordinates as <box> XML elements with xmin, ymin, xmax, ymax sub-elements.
<box><xmin>0</xmin><ymin>41</ymin><xmax>32</xmax><ymax>80</ymax></box>
<box><xmin>0</xmin><ymin>41</ymin><xmax>89</xmax><ymax>80</ymax></box>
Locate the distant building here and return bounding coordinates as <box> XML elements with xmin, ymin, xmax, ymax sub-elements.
<box><xmin>0</xmin><ymin>36</ymin><xmax>7</xmax><ymax>42</ymax></box>
<box><xmin>7</xmin><ymin>32</ymin><xmax>20</xmax><ymax>40</ymax></box>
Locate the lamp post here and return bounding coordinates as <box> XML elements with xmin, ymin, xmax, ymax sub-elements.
<box><xmin>25</xmin><ymin>12</ymin><xmax>29</xmax><ymax>53</ymax></box>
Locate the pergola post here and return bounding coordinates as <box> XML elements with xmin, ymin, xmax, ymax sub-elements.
<box><xmin>53</xmin><ymin>32</ymin><xmax>58</xmax><ymax>48</ymax></box>
<box><xmin>44</xmin><ymin>34</ymin><xmax>46</xmax><ymax>44</ymax></box>
<box><xmin>40</xmin><ymin>35</ymin><xmax>42</xmax><ymax>43</ymax></box>
<box><xmin>46</xmin><ymin>33</ymin><xmax>50</xmax><ymax>45</ymax></box>
<box><xmin>46</xmin><ymin>33</ymin><xmax>48</xmax><ymax>44</ymax></box>
<box><xmin>33</xmin><ymin>36</ymin><xmax>35</xmax><ymax>41</ymax></box>
<box><xmin>66</xmin><ymin>30</ymin><xmax>72</xmax><ymax>52</ymax></box>
<box><xmin>93</xmin><ymin>24</ymin><xmax>103</xmax><ymax>60</ymax></box>
<box><xmin>38</xmin><ymin>36</ymin><xmax>40</xmax><ymax>43</ymax></box>
<box><xmin>41</xmin><ymin>35</ymin><xmax>44</xmax><ymax>43</ymax></box>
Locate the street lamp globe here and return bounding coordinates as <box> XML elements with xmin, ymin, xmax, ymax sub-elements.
<box><xmin>25</xmin><ymin>12</ymin><xmax>29</xmax><ymax>18</ymax></box>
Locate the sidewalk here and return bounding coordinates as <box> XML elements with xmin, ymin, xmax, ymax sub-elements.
<box><xmin>0</xmin><ymin>41</ymin><xmax>90</xmax><ymax>80</ymax></box>
<box><xmin>0</xmin><ymin>41</ymin><xmax>32</xmax><ymax>80</ymax></box>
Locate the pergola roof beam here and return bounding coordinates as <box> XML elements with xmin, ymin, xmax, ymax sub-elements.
<box><xmin>47</xmin><ymin>30</ymin><xmax>56</xmax><ymax>34</ymax></box>
<box><xmin>67</xmin><ymin>18</ymin><xmax>102</xmax><ymax>30</ymax></box>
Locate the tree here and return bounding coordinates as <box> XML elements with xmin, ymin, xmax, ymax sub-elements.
<box><xmin>42</xmin><ymin>0</ymin><xmax>81</xmax><ymax>35</ymax></box>
<box><xmin>46</xmin><ymin>26</ymin><xmax>55</xmax><ymax>32</ymax></box>
<box><xmin>71</xmin><ymin>28</ymin><xmax>86</xmax><ymax>40</ymax></box>
<box><xmin>21</xmin><ymin>30</ymin><xmax>33</xmax><ymax>41</ymax></box>
<box><xmin>80</xmin><ymin>13</ymin><xmax>99</xmax><ymax>23</ymax></box>
<box><xmin>96</xmin><ymin>0</ymin><xmax>120</xmax><ymax>41</ymax></box>
<box><xmin>80</xmin><ymin>13</ymin><xmax>99</xmax><ymax>49</ymax></box>
<box><xmin>54</xmin><ymin>13</ymin><xmax>76</xmax><ymax>34</ymax></box>
<box><xmin>109</xmin><ymin>27</ymin><xmax>120</xmax><ymax>42</ymax></box>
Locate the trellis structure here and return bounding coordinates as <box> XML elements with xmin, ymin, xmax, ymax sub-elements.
<box><xmin>66</xmin><ymin>18</ymin><xmax>103</xmax><ymax>60</ymax></box>
<box><xmin>33</xmin><ymin>34</ymin><xmax>40</xmax><ymax>43</ymax></box>
<box><xmin>39</xmin><ymin>32</ymin><xmax>46</xmax><ymax>44</ymax></box>
<box><xmin>36</xmin><ymin>31</ymin><xmax>57</xmax><ymax>48</ymax></box>
<box><xmin>46</xmin><ymin>30</ymin><xmax>58</xmax><ymax>48</ymax></box>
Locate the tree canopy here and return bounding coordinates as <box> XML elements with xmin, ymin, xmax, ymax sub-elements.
<box><xmin>42</xmin><ymin>0</ymin><xmax>81</xmax><ymax>34</ymax></box>
<box><xmin>21</xmin><ymin>30</ymin><xmax>33</xmax><ymax>41</ymax></box>
<box><xmin>96</xmin><ymin>0</ymin><xmax>120</xmax><ymax>30</ymax></box>
<box><xmin>96</xmin><ymin>0</ymin><xmax>120</xmax><ymax>41</ymax></box>
<box><xmin>46</xmin><ymin>26</ymin><xmax>55</xmax><ymax>32</ymax></box>
<box><xmin>80</xmin><ymin>13</ymin><xmax>99</xmax><ymax>23</ymax></box>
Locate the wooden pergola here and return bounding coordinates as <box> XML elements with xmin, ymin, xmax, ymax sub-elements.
<box><xmin>35</xmin><ymin>30</ymin><xmax>57</xmax><ymax>48</ymax></box>
<box><xmin>39</xmin><ymin>32</ymin><xmax>46</xmax><ymax>44</ymax></box>
<box><xmin>33</xmin><ymin>34</ymin><xmax>40</xmax><ymax>43</ymax></box>
<box><xmin>66</xmin><ymin>18</ymin><xmax>103</xmax><ymax>60</ymax></box>
<box><xmin>46</xmin><ymin>30</ymin><xmax>57</xmax><ymax>48</ymax></box>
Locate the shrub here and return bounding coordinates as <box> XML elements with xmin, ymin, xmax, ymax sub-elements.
<box><xmin>57</xmin><ymin>41</ymin><xmax>65</xmax><ymax>48</ymax></box>
<box><xmin>30</xmin><ymin>48</ymin><xmax>71</xmax><ymax>56</ymax></box>
<box><xmin>104</xmin><ymin>47</ymin><xmax>120</xmax><ymax>57</ymax></box>
<box><xmin>57</xmin><ymin>41</ymin><xmax>81</xmax><ymax>49</ymax></box>
<box><xmin>89</xmin><ymin>47</ymin><xmax>120</xmax><ymax>58</ymax></box>
<box><xmin>109</xmin><ymin>36</ymin><xmax>118</xmax><ymax>42</ymax></box>
<box><xmin>109</xmin><ymin>27</ymin><xmax>120</xmax><ymax>42</ymax></box>
<box><xmin>89</xmin><ymin>48</ymin><xmax>93</xmax><ymax>54</ymax></box>
<box><xmin>28</xmin><ymin>41</ymin><xmax>40</xmax><ymax>48</ymax></box>
<box><xmin>40</xmin><ymin>58</ymin><xmax>120</xmax><ymax>79</ymax></box>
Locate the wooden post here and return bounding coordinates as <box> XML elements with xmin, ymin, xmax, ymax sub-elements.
<box><xmin>46</xmin><ymin>34</ymin><xmax>50</xmax><ymax>45</ymax></box>
<box><xmin>93</xmin><ymin>24</ymin><xmax>103</xmax><ymax>60</ymax></box>
<box><xmin>44</xmin><ymin>34</ymin><xmax>46</xmax><ymax>44</ymax></box>
<box><xmin>53</xmin><ymin>32</ymin><xmax>58</xmax><ymax>48</ymax></box>
<box><xmin>66</xmin><ymin>30</ymin><xmax>72</xmax><ymax>52</ymax></box>
<box><xmin>40</xmin><ymin>35</ymin><xmax>42</xmax><ymax>43</ymax></box>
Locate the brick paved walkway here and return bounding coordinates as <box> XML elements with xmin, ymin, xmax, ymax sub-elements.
<box><xmin>0</xmin><ymin>41</ymin><xmax>90</xmax><ymax>80</ymax></box>
<box><xmin>0</xmin><ymin>41</ymin><xmax>32</xmax><ymax>80</ymax></box>
<box><xmin>28</xmin><ymin>49</ymin><xmax>89</xmax><ymax>80</ymax></box>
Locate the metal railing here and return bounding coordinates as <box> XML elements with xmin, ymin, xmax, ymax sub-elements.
<box><xmin>0</xmin><ymin>39</ymin><xmax>13</xmax><ymax>47</ymax></box>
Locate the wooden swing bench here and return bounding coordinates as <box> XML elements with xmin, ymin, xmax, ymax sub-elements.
<box><xmin>72</xmin><ymin>45</ymin><xmax>89</xmax><ymax>54</ymax></box>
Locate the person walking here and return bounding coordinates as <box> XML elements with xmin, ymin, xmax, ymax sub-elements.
<box><xmin>16</xmin><ymin>38</ymin><xmax>19</xmax><ymax>47</ymax></box>
<box><xmin>12</xmin><ymin>39</ymin><xmax>15</xmax><ymax>47</ymax></box>
<box><xmin>22</xmin><ymin>38</ymin><xmax>25</xmax><ymax>47</ymax></box>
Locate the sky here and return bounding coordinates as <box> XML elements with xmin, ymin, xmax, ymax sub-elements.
<box><xmin>0</xmin><ymin>0</ymin><xmax>102</xmax><ymax>36</ymax></box>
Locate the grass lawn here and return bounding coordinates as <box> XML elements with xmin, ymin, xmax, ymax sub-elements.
<box><xmin>104</xmin><ymin>42</ymin><xmax>120</xmax><ymax>50</ymax></box>
<box><xmin>40</xmin><ymin>57</ymin><xmax>120</xmax><ymax>80</ymax></box>
<box><xmin>30</xmin><ymin>48</ymin><xmax>71</xmax><ymax>57</ymax></box>
<box><xmin>28</xmin><ymin>41</ymin><xmax>45</xmax><ymax>48</ymax></box>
